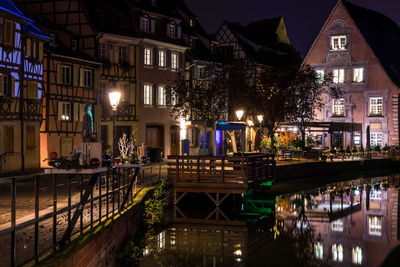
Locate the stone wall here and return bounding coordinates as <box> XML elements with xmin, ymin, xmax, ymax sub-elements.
<box><xmin>274</xmin><ymin>159</ymin><xmax>398</xmax><ymax>181</ymax></box>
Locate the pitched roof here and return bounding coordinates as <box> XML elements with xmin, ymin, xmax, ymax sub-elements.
<box><xmin>82</xmin><ymin>0</ymin><xmax>140</xmax><ymax>37</ymax></box>
<box><xmin>224</xmin><ymin>19</ymin><xmax>300</xmax><ymax>66</ymax></box>
<box><xmin>0</xmin><ymin>0</ymin><xmax>30</xmax><ymax>20</ymax></box>
<box><xmin>342</xmin><ymin>0</ymin><xmax>400</xmax><ymax>88</ymax></box>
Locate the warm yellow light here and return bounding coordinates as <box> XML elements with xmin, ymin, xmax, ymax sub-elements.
<box><xmin>236</xmin><ymin>110</ymin><xmax>244</xmax><ymax>121</ymax></box>
<box><xmin>109</xmin><ymin>91</ymin><xmax>121</xmax><ymax>110</ymax></box>
<box><xmin>247</xmin><ymin>120</ymin><xmax>253</xmax><ymax>127</ymax></box>
<box><xmin>257</xmin><ymin>115</ymin><xmax>263</xmax><ymax>123</ymax></box>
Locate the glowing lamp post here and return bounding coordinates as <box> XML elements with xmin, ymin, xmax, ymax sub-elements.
<box><xmin>257</xmin><ymin>115</ymin><xmax>263</xmax><ymax>124</ymax></box>
<box><xmin>236</xmin><ymin>110</ymin><xmax>244</xmax><ymax>121</ymax></box>
<box><xmin>109</xmin><ymin>91</ymin><xmax>121</xmax><ymax>165</ymax></box>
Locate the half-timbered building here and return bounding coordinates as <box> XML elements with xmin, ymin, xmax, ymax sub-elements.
<box><xmin>215</xmin><ymin>17</ymin><xmax>300</xmax><ymax>151</ymax></box>
<box><xmin>304</xmin><ymin>0</ymin><xmax>400</xmax><ymax>147</ymax></box>
<box><xmin>35</xmin><ymin>20</ymin><xmax>101</xmax><ymax>165</ymax></box>
<box><xmin>15</xmin><ymin>0</ymin><xmax>140</xmax><ymax>158</ymax></box>
<box><xmin>0</xmin><ymin>1</ymin><xmax>48</xmax><ymax>174</ymax></box>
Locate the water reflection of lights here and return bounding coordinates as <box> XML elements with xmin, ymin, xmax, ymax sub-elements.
<box><xmin>234</xmin><ymin>249</ymin><xmax>242</xmax><ymax>256</ymax></box>
<box><xmin>143</xmin><ymin>248</ymin><xmax>150</xmax><ymax>256</ymax></box>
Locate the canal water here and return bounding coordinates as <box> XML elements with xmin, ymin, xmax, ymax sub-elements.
<box><xmin>126</xmin><ymin>173</ymin><xmax>400</xmax><ymax>267</ymax></box>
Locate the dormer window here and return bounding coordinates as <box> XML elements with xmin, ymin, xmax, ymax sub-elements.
<box><xmin>71</xmin><ymin>39</ymin><xmax>77</xmax><ymax>50</ymax></box>
<box><xmin>168</xmin><ymin>24</ymin><xmax>176</xmax><ymax>38</ymax></box>
<box><xmin>189</xmin><ymin>18</ymin><xmax>194</xmax><ymax>27</ymax></box>
<box><xmin>49</xmin><ymin>33</ymin><xmax>56</xmax><ymax>46</ymax></box>
<box><xmin>331</xmin><ymin>35</ymin><xmax>347</xmax><ymax>50</ymax></box>
<box><xmin>140</xmin><ymin>17</ymin><xmax>150</xmax><ymax>32</ymax></box>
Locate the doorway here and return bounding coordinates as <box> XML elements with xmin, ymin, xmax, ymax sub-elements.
<box><xmin>170</xmin><ymin>126</ymin><xmax>180</xmax><ymax>155</ymax></box>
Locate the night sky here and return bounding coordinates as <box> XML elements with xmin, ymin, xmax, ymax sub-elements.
<box><xmin>185</xmin><ymin>0</ymin><xmax>400</xmax><ymax>57</ymax></box>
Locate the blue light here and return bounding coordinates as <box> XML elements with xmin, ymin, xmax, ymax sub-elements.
<box><xmin>215</xmin><ymin>130</ymin><xmax>222</xmax><ymax>150</ymax></box>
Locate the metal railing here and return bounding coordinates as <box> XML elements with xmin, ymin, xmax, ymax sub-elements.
<box><xmin>0</xmin><ymin>164</ymin><xmax>165</xmax><ymax>267</ymax></box>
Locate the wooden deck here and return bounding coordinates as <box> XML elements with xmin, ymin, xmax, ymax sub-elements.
<box><xmin>168</xmin><ymin>154</ymin><xmax>275</xmax><ymax>225</ymax></box>
<box><xmin>168</xmin><ymin>154</ymin><xmax>275</xmax><ymax>193</ymax></box>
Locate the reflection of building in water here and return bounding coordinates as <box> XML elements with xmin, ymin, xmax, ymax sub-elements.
<box><xmin>277</xmin><ymin>178</ymin><xmax>399</xmax><ymax>266</ymax></box>
<box><xmin>151</xmin><ymin>224</ymin><xmax>247</xmax><ymax>266</ymax></box>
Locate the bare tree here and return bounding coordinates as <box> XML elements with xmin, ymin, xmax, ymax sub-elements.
<box><xmin>286</xmin><ymin>65</ymin><xmax>339</xmax><ymax>149</ymax></box>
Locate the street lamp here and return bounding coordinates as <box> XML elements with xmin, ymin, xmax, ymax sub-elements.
<box><xmin>109</xmin><ymin>90</ymin><xmax>121</xmax><ymax>165</ymax></box>
<box><xmin>247</xmin><ymin>120</ymin><xmax>254</xmax><ymax>127</ymax></box>
<box><xmin>236</xmin><ymin>110</ymin><xmax>244</xmax><ymax>121</ymax></box>
<box><xmin>257</xmin><ymin>115</ymin><xmax>263</xmax><ymax>124</ymax></box>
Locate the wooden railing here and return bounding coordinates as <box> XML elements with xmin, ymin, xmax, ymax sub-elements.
<box><xmin>168</xmin><ymin>154</ymin><xmax>275</xmax><ymax>185</ymax></box>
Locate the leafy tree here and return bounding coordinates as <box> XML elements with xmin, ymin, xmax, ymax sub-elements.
<box><xmin>255</xmin><ymin>64</ymin><xmax>339</xmax><ymax>151</ymax></box>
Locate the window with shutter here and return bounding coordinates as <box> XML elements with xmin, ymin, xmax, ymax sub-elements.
<box><xmin>5</xmin><ymin>126</ymin><xmax>14</xmax><ymax>153</ymax></box>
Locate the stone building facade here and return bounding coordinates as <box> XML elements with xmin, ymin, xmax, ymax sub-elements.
<box><xmin>304</xmin><ymin>0</ymin><xmax>400</xmax><ymax>148</ymax></box>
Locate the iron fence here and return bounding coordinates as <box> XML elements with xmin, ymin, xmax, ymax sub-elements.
<box><xmin>0</xmin><ymin>164</ymin><xmax>165</xmax><ymax>267</ymax></box>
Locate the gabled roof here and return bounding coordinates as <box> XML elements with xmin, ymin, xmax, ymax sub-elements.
<box><xmin>223</xmin><ymin>19</ymin><xmax>300</xmax><ymax>67</ymax></box>
<box><xmin>0</xmin><ymin>0</ymin><xmax>31</xmax><ymax>21</ymax></box>
<box><xmin>0</xmin><ymin>0</ymin><xmax>48</xmax><ymax>39</ymax></box>
<box><xmin>82</xmin><ymin>0</ymin><xmax>139</xmax><ymax>37</ymax></box>
<box><xmin>342</xmin><ymin>0</ymin><xmax>400</xmax><ymax>89</ymax></box>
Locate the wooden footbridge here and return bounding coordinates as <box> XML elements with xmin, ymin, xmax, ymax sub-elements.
<box><xmin>168</xmin><ymin>154</ymin><xmax>275</xmax><ymax>225</ymax></box>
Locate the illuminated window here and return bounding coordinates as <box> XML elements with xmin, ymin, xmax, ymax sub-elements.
<box><xmin>158</xmin><ymin>86</ymin><xmax>165</xmax><ymax>106</ymax></box>
<box><xmin>143</xmin><ymin>84</ymin><xmax>152</xmax><ymax>105</ymax></box>
<box><xmin>314</xmin><ymin>242</ymin><xmax>323</xmax><ymax>259</ymax></box>
<box><xmin>190</xmin><ymin>18</ymin><xmax>194</xmax><ymax>27</ymax></box>
<box><xmin>370</xmin><ymin>189</ymin><xmax>382</xmax><ymax>200</ymax></box>
<box><xmin>332</xmin><ymin>98</ymin><xmax>344</xmax><ymax>116</ymax></box>
<box><xmin>369</xmin><ymin>216</ymin><xmax>382</xmax><ymax>236</ymax></box>
<box><xmin>352</xmin><ymin>246</ymin><xmax>362</xmax><ymax>264</ymax></box>
<box><xmin>140</xmin><ymin>17</ymin><xmax>150</xmax><ymax>32</ymax></box>
<box><xmin>171</xmin><ymin>53</ymin><xmax>178</xmax><ymax>69</ymax></box>
<box><xmin>158</xmin><ymin>50</ymin><xmax>166</xmax><ymax>67</ymax></box>
<box><xmin>369</xmin><ymin>97</ymin><xmax>383</xmax><ymax>116</ymax></box>
<box><xmin>332</xmin><ymin>244</ymin><xmax>343</xmax><ymax>262</ymax></box>
<box><xmin>353</xmin><ymin>68</ymin><xmax>364</xmax><ymax>82</ymax></box>
<box><xmin>144</xmin><ymin>48</ymin><xmax>152</xmax><ymax>66</ymax></box>
<box><xmin>62</xmin><ymin>65</ymin><xmax>72</xmax><ymax>85</ymax></box>
<box><xmin>331</xmin><ymin>219</ymin><xmax>344</xmax><ymax>232</ymax></box>
<box><xmin>170</xmin><ymin>87</ymin><xmax>176</xmax><ymax>106</ymax></box>
<box><xmin>333</xmin><ymin>69</ymin><xmax>344</xmax><ymax>83</ymax></box>
<box><xmin>60</xmin><ymin>102</ymin><xmax>71</xmax><ymax>121</ymax></box>
<box><xmin>331</xmin><ymin>35</ymin><xmax>347</xmax><ymax>50</ymax></box>
<box><xmin>157</xmin><ymin>231</ymin><xmax>165</xmax><ymax>249</ymax></box>
<box><xmin>370</xmin><ymin>133</ymin><xmax>383</xmax><ymax>147</ymax></box>
<box><xmin>316</xmin><ymin>70</ymin><xmax>324</xmax><ymax>83</ymax></box>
